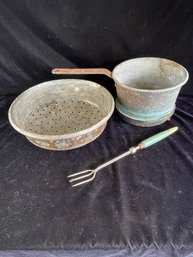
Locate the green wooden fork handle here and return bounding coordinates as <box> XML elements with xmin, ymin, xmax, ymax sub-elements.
<box><xmin>138</xmin><ymin>127</ymin><xmax>178</xmax><ymax>149</ymax></box>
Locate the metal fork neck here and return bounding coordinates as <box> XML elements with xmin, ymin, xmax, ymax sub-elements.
<box><xmin>95</xmin><ymin>145</ymin><xmax>141</xmax><ymax>172</ymax></box>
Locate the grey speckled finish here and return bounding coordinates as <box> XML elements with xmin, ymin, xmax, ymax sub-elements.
<box><xmin>112</xmin><ymin>57</ymin><xmax>189</xmax><ymax>127</ymax></box>
<box><xmin>8</xmin><ymin>79</ymin><xmax>114</xmax><ymax>150</ymax></box>
<box><xmin>52</xmin><ymin>58</ymin><xmax>189</xmax><ymax>127</ymax></box>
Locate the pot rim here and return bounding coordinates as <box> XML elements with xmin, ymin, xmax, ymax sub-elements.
<box><xmin>112</xmin><ymin>57</ymin><xmax>189</xmax><ymax>92</ymax></box>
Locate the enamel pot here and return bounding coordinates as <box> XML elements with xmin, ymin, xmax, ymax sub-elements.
<box><xmin>52</xmin><ymin>57</ymin><xmax>189</xmax><ymax>127</ymax></box>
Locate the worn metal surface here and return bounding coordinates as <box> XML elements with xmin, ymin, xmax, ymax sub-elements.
<box><xmin>52</xmin><ymin>57</ymin><xmax>189</xmax><ymax>127</ymax></box>
<box><xmin>112</xmin><ymin>57</ymin><xmax>189</xmax><ymax>127</ymax></box>
<box><xmin>52</xmin><ymin>68</ymin><xmax>112</xmax><ymax>78</ymax></box>
<box><xmin>8</xmin><ymin>79</ymin><xmax>114</xmax><ymax>150</ymax></box>
<box><xmin>116</xmin><ymin>99</ymin><xmax>175</xmax><ymax>127</ymax></box>
<box><xmin>27</xmin><ymin>124</ymin><xmax>106</xmax><ymax>150</ymax></box>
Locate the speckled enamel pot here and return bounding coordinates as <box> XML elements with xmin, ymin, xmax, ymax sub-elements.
<box><xmin>112</xmin><ymin>57</ymin><xmax>189</xmax><ymax>127</ymax></box>
<box><xmin>52</xmin><ymin>57</ymin><xmax>189</xmax><ymax>127</ymax></box>
<box><xmin>8</xmin><ymin>79</ymin><xmax>114</xmax><ymax>150</ymax></box>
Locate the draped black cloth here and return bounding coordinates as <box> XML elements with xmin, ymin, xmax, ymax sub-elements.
<box><xmin>0</xmin><ymin>1</ymin><xmax>193</xmax><ymax>256</ymax></box>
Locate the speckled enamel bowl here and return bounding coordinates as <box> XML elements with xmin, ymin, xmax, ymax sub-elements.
<box><xmin>8</xmin><ymin>79</ymin><xmax>114</xmax><ymax>150</ymax></box>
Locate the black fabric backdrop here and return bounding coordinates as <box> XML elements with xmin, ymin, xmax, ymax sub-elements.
<box><xmin>0</xmin><ymin>0</ymin><xmax>193</xmax><ymax>256</ymax></box>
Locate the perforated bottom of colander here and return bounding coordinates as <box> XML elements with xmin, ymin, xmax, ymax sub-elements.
<box><xmin>25</xmin><ymin>99</ymin><xmax>105</xmax><ymax>135</ymax></box>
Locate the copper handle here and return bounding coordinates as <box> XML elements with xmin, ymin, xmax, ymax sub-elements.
<box><xmin>52</xmin><ymin>68</ymin><xmax>112</xmax><ymax>78</ymax></box>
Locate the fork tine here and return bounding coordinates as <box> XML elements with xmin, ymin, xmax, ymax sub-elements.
<box><xmin>69</xmin><ymin>171</ymin><xmax>94</xmax><ymax>183</ymax></box>
<box><xmin>71</xmin><ymin>174</ymin><xmax>96</xmax><ymax>187</ymax></box>
<box><xmin>67</xmin><ymin>169</ymin><xmax>92</xmax><ymax>178</ymax></box>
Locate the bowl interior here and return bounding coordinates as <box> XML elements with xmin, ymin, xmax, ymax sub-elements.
<box><xmin>113</xmin><ymin>57</ymin><xmax>188</xmax><ymax>90</ymax></box>
<box><xmin>9</xmin><ymin>79</ymin><xmax>114</xmax><ymax>136</ymax></box>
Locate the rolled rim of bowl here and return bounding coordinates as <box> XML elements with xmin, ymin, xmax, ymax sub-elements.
<box><xmin>112</xmin><ymin>57</ymin><xmax>189</xmax><ymax>92</ymax></box>
<box><xmin>8</xmin><ymin>79</ymin><xmax>115</xmax><ymax>141</ymax></box>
